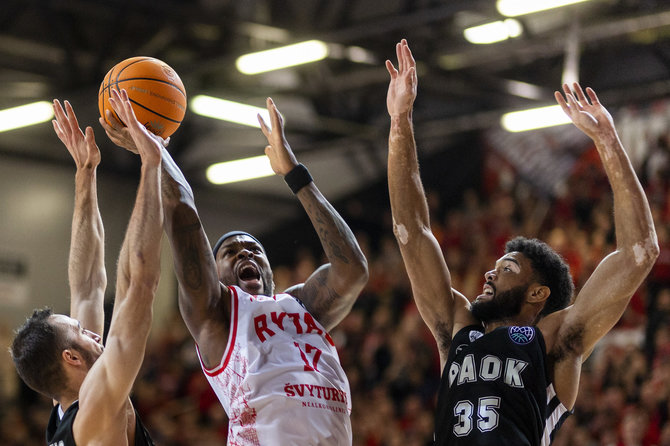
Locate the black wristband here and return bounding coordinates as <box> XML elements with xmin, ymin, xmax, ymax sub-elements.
<box><xmin>284</xmin><ymin>163</ymin><xmax>313</xmax><ymax>194</ymax></box>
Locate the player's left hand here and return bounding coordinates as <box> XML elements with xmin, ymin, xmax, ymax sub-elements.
<box><xmin>52</xmin><ymin>99</ymin><xmax>101</xmax><ymax>171</ymax></box>
<box><xmin>257</xmin><ymin>98</ymin><xmax>299</xmax><ymax>176</ymax></box>
<box><xmin>555</xmin><ymin>83</ymin><xmax>616</xmax><ymax>143</ymax></box>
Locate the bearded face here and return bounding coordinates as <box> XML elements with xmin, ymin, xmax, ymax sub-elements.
<box><xmin>471</xmin><ymin>284</ymin><xmax>528</xmax><ymax>323</ymax></box>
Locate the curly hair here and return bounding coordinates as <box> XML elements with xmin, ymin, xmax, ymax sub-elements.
<box><xmin>505</xmin><ymin>237</ymin><xmax>574</xmax><ymax>317</ymax></box>
<box><xmin>10</xmin><ymin>308</ymin><xmax>70</xmax><ymax>399</ymax></box>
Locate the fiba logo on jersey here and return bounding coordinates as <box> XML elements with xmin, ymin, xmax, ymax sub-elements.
<box><xmin>469</xmin><ymin>330</ymin><xmax>483</xmax><ymax>342</ymax></box>
<box><xmin>508</xmin><ymin>326</ymin><xmax>534</xmax><ymax>345</ymax></box>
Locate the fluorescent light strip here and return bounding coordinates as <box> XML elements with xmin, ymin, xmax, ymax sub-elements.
<box><xmin>464</xmin><ymin>19</ymin><xmax>522</xmax><ymax>44</ymax></box>
<box><xmin>190</xmin><ymin>95</ymin><xmax>270</xmax><ymax>128</ymax></box>
<box><xmin>501</xmin><ymin>105</ymin><xmax>572</xmax><ymax>132</ymax></box>
<box><xmin>0</xmin><ymin>101</ymin><xmax>54</xmax><ymax>132</ymax></box>
<box><xmin>236</xmin><ymin>40</ymin><xmax>329</xmax><ymax>75</ymax></box>
<box><xmin>497</xmin><ymin>0</ymin><xmax>592</xmax><ymax>17</ymax></box>
<box><xmin>206</xmin><ymin>155</ymin><xmax>275</xmax><ymax>184</ymax></box>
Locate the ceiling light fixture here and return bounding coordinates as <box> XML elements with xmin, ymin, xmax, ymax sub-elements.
<box><xmin>463</xmin><ymin>19</ymin><xmax>523</xmax><ymax>44</ymax></box>
<box><xmin>206</xmin><ymin>155</ymin><xmax>275</xmax><ymax>184</ymax></box>
<box><xmin>497</xmin><ymin>0</ymin><xmax>592</xmax><ymax>17</ymax></box>
<box><xmin>190</xmin><ymin>95</ymin><xmax>270</xmax><ymax>128</ymax></box>
<box><xmin>501</xmin><ymin>104</ymin><xmax>572</xmax><ymax>132</ymax></box>
<box><xmin>0</xmin><ymin>101</ymin><xmax>53</xmax><ymax>132</ymax></box>
<box><xmin>236</xmin><ymin>40</ymin><xmax>329</xmax><ymax>75</ymax></box>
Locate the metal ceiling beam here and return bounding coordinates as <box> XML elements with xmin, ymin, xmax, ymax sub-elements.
<box><xmin>438</xmin><ymin>8</ymin><xmax>670</xmax><ymax>72</ymax></box>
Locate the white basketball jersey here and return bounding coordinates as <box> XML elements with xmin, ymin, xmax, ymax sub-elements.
<box><xmin>197</xmin><ymin>285</ymin><xmax>352</xmax><ymax>446</ymax></box>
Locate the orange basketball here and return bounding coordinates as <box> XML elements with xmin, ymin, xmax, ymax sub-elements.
<box><xmin>98</xmin><ymin>57</ymin><xmax>187</xmax><ymax>138</ymax></box>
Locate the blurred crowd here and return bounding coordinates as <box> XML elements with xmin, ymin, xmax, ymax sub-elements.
<box><xmin>2</xmin><ymin>132</ymin><xmax>670</xmax><ymax>445</ymax></box>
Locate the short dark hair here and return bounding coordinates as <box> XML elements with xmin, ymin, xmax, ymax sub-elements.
<box><xmin>10</xmin><ymin>308</ymin><xmax>70</xmax><ymax>399</ymax></box>
<box><xmin>505</xmin><ymin>237</ymin><xmax>574</xmax><ymax>317</ymax></box>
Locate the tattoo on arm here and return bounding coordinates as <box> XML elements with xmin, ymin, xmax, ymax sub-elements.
<box><xmin>303</xmin><ymin>198</ymin><xmax>353</xmax><ymax>265</ymax></box>
<box><xmin>300</xmin><ymin>271</ymin><xmax>341</xmax><ymax>320</ymax></box>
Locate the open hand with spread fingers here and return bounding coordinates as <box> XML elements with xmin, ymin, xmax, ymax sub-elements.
<box><xmin>554</xmin><ymin>82</ymin><xmax>617</xmax><ymax>144</ymax></box>
<box><xmin>257</xmin><ymin>97</ymin><xmax>299</xmax><ymax>176</ymax></box>
<box><xmin>52</xmin><ymin>99</ymin><xmax>101</xmax><ymax>170</ymax></box>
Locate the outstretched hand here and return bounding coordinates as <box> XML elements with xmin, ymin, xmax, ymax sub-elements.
<box><xmin>108</xmin><ymin>89</ymin><xmax>162</xmax><ymax>166</ymax></box>
<box><xmin>385</xmin><ymin>39</ymin><xmax>417</xmax><ymax>117</ymax></box>
<box><xmin>98</xmin><ymin>102</ymin><xmax>169</xmax><ymax>155</ymax></box>
<box><xmin>257</xmin><ymin>97</ymin><xmax>299</xmax><ymax>176</ymax></box>
<box><xmin>555</xmin><ymin>83</ymin><xmax>616</xmax><ymax>143</ymax></box>
<box><xmin>52</xmin><ymin>99</ymin><xmax>101</xmax><ymax>170</ymax></box>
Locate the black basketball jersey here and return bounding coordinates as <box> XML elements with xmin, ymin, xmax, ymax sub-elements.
<box><xmin>434</xmin><ymin>325</ymin><xmax>571</xmax><ymax>446</ymax></box>
<box><xmin>46</xmin><ymin>401</ymin><xmax>155</xmax><ymax>446</ymax></box>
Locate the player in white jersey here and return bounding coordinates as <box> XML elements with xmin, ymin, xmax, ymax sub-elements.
<box><xmin>199</xmin><ymin>284</ymin><xmax>351</xmax><ymax>444</ymax></box>
<box><xmin>102</xmin><ymin>97</ymin><xmax>368</xmax><ymax>445</ymax></box>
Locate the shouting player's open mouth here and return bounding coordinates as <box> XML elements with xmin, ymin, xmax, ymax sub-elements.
<box><xmin>237</xmin><ymin>261</ymin><xmax>262</xmax><ymax>291</ymax></box>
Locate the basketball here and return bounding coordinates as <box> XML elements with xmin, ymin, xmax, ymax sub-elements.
<box><xmin>98</xmin><ymin>57</ymin><xmax>187</xmax><ymax>138</ymax></box>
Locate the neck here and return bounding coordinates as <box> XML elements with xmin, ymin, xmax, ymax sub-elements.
<box><xmin>482</xmin><ymin>319</ymin><xmax>512</xmax><ymax>333</ymax></box>
<box><xmin>57</xmin><ymin>372</ymin><xmax>83</xmax><ymax>411</ymax></box>
<box><xmin>482</xmin><ymin>312</ymin><xmax>539</xmax><ymax>333</ymax></box>
<box><xmin>57</xmin><ymin>392</ymin><xmax>79</xmax><ymax>412</ymax></box>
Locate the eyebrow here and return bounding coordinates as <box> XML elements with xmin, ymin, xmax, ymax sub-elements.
<box><xmin>500</xmin><ymin>257</ymin><xmax>520</xmax><ymax>266</ymax></box>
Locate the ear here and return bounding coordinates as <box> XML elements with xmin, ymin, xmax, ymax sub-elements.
<box><xmin>62</xmin><ymin>348</ymin><xmax>83</xmax><ymax>366</ymax></box>
<box><xmin>528</xmin><ymin>285</ymin><xmax>550</xmax><ymax>304</ymax></box>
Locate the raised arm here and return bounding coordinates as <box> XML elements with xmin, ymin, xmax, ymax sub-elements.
<box><xmin>385</xmin><ymin>40</ymin><xmax>475</xmax><ymax>358</ymax></box>
<box><xmin>159</xmin><ymin>142</ymin><xmax>228</xmax><ymax>360</ymax></box>
<box><xmin>52</xmin><ymin>100</ymin><xmax>106</xmax><ymax>337</ymax></box>
<box><xmin>76</xmin><ymin>88</ymin><xmax>163</xmax><ymax>434</ymax></box>
<box><xmin>546</xmin><ymin>83</ymin><xmax>659</xmax><ymax>406</ymax></box>
<box><xmin>99</xmin><ymin>102</ymin><xmax>227</xmax><ymax>368</ymax></box>
<box><xmin>257</xmin><ymin>98</ymin><xmax>368</xmax><ymax>331</ymax></box>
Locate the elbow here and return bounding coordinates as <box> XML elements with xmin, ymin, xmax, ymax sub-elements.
<box><xmin>356</xmin><ymin>256</ymin><xmax>370</xmax><ymax>288</ymax></box>
<box><xmin>626</xmin><ymin>233</ymin><xmax>660</xmax><ymax>271</ymax></box>
<box><xmin>337</xmin><ymin>254</ymin><xmax>369</xmax><ymax>292</ymax></box>
<box><xmin>346</xmin><ymin>252</ymin><xmax>369</xmax><ymax>290</ymax></box>
<box><xmin>648</xmin><ymin>238</ymin><xmax>661</xmax><ymax>264</ymax></box>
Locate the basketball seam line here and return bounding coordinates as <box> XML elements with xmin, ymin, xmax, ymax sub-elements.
<box><xmin>128</xmin><ymin>98</ymin><xmax>182</xmax><ymax>124</ymax></box>
<box><xmin>110</xmin><ymin>77</ymin><xmax>186</xmax><ymax>97</ymax></box>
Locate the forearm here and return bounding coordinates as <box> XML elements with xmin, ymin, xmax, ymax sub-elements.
<box><xmin>69</xmin><ymin>166</ymin><xmax>106</xmax><ymax>332</ymax></box>
<box><xmin>388</xmin><ymin>112</ymin><xmax>431</xmax><ymax>245</ymax></box>
<box><xmin>295</xmin><ymin>183</ymin><xmax>367</xmax><ymax>283</ymax></box>
<box><xmin>128</xmin><ymin>166</ymin><xmax>163</xmax><ymax>287</ymax></box>
<box><xmin>115</xmin><ymin>165</ymin><xmax>162</xmax><ymax>307</ymax></box>
<box><xmin>597</xmin><ymin>132</ymin><xmax>657</xmax><ymax>256</ymax></box>
<box><xmin>159</xmin><ymin>147</ymin><xmax>222</xmax><ymax>333</ymax></box>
